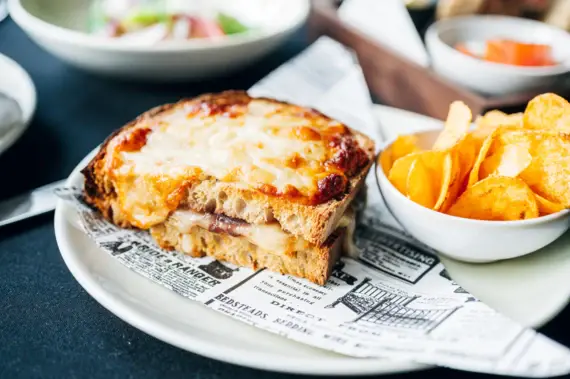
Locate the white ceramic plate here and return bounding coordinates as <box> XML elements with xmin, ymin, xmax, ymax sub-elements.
<box><xmin>54</xmin><ymin>105</ymin><xmax>570</xmax><ymax>376</ymax></box>
<box><xmin>0</xmin><ymin>53</ymin><xmax>36</xmax><ymax>156</ymax></box>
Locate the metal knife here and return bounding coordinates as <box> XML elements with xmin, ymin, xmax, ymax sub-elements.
<box><xmin>0</xmin><ymin>180</ymin><xmax>66</xmax><ymax>227</ymax></box>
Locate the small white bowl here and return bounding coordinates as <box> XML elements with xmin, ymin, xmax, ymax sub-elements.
<box><xmin>425</xmin><ymin>15</ymin><xmax>570</xmax><ymax>96</ymax></box>
<box><xmin>375</xmin><ymin>129</ymin><xmax>570</xmax><ymax>263</ymax></box>
<box><xmin>8</xmin><ymin>0</ymin><xmax>309</xmax><ymax>81</ymax></box>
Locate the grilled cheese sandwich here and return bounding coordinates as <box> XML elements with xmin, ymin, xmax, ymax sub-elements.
<box><xmin>83</xmin><ymin>91</ymin><xmax>374</xmax><ymax>284</ymax></box>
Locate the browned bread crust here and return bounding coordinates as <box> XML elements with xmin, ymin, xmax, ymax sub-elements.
<box><xmin>82</xmin><ymin>91</ymin><xmax>375</xmax><ymax>245</ymax></box>
<box><xmin>151</xmin><ymin>223</ymin><xmax>345</xmax><ymax>286</ymax></box>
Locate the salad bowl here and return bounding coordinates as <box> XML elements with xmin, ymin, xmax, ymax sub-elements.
<box><xmin>9</xmin><ymin>0</ymin><xmax>309</xmax><ymax>81</ymax></box>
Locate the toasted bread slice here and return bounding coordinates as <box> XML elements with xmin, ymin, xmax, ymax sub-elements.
<box><xmin>151</xmin><ymin>221</ymin><xmax>345</xmax><ymax>286</ymax></box>
<box><xmin>82</xmin><ymin>91</ymin><xmax>375</xmax><ymax>245</ymax></box>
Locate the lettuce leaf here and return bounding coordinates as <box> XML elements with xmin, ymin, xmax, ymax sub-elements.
<box><xmin>217</xmin><ymin>12</ymin><xmax>249</xmax><ymax>35</ymax></box>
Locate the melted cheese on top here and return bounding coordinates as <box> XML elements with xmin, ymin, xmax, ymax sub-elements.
<box><xmin>118</xmin><ymin>100</ymin><xmax>341</xmax><ymax>196</ymax></box>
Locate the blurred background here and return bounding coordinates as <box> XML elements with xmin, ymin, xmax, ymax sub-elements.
<box><xmin>409</xmin><ymin>0</ymin><xmax>570</xmax><ymax>33</ymax></box>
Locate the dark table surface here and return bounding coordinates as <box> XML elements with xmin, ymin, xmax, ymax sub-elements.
<box><xmin>1</xmin><ymin>17</ymin><xmax>569</xmax><ymax>379</ymax></box>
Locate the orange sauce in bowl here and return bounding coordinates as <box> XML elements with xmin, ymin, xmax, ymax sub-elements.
<box><xmin>455</xmin><ymin>39</ymin><xmax>556</xmax><ymax>67</ymax></box>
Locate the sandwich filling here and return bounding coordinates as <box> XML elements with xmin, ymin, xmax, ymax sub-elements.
<box><xmin>165</xmin><ymin>207</ymin><xmax>357</xmax><ymax>257</ymax></box>
<box><xmin>82</xmin><ymin>92</ymin><xmax>375</xmax><ymax>284</ymax></box>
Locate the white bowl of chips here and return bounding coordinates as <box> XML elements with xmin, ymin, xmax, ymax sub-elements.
<box><xmin>376</xmin><ymin>93</ymin><xmax>570</xmax><ymax>263</ymax></box>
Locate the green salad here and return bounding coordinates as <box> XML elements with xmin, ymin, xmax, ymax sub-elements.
<box><xmin>89</xmin><ymin>0</ymin><xmax>250</xmax><ymax>42</ymax></box>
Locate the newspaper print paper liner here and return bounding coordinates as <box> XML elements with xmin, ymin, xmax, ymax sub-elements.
<box><xmin>56</xmin><ymin>37</ymin><xmax>570</xmax><ymax>378</ymax></box>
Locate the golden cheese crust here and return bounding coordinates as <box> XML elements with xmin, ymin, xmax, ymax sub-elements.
<box><xmin>82</xmin><ymin>91</ymin><xmax>375</xmax><ymax>245</ymax></box>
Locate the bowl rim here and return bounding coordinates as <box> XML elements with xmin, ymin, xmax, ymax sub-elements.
<box><xmin>8</xmin><ymin>0</ymin><xmax>310</xmax><ymax>52</ymax></box>
<box><xmin>375</xmin><ymin>129</ymin><xmax>570</xmax><ymax>227</ymax></box>
<box><xmin>426</xmin><ymin>14</ymin><xmax>570</xmax><ymax>75</ymax></box>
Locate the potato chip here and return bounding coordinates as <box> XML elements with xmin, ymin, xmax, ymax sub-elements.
<box><xmin>489</xmin><ymin>128</ymin><xmax>533</xmax><ymax>153</ymax></box>
<box><xmin>379</xmin><ymin>147</ymin><xmax>393</xmax><ymax>175</ymax></box>
<box><xmin>485</xmin><ymin>129</ymin><xmax>570</xmax><ymax>206</ymax></box>
<box><xmin>434</xmin><ymin>116</ymin><xmax>480</xmax><ymax>211</ymax></box>
<box><xmin>467</xmin><ymin>128</ymin><xmax>499</xmax><ymax>187</ymax></box>
<box><xmin>406</xmin><ymin>158</ymin><xmax>436</xmax><ymax>209</ymax></box>
<box><xmin>448</xmin><ymin>176</ymin><xmax>539</xmax><ymax>221</ymax></box>
<box><xmin>524</xmin><ymin>93</ymin><xmax>570</xmax><ymax>131</ymax></box>
<box><xmin>454</xmin><ymin>133</ymin><xmax>479</xmax><ymax>182</ymax></box>
<box><xmin>475</xmin><ymin>110</ymin><xmax>523</xmax><ymax>130</ymax></box>
<box><xmin>379</xmin><ymin>135</ymin><xmax>420</xmax><ymax>175</ymax></box>
<box><xmin>433</xmin><ymin>101</ymin><xmax>472</xmax><ymax>150</ymax></box>
<box><xmin>517</xmin><ymin>133</ymin><xmax>570</xmax><ymax>206</ymax></box>
<box><xmin>433</xmin><ymin>152</ymin><xmax>455</xmax><ymax>211</ymax></box>
<box><xmin>439</xmin><ymin>150</ymin><xmax>463</xmax><ymax>212</ymax></box>
<box><xmin>388</xmin><ymin>153</ymin><xmax>418</xmax><ymax>195</ymax></box>
<box><xmin>479</xmin><ymin>144</ymin><xmax>532</xmax><ymax>180</ymax></box>
<box><xmin>434</xmin><ymin>106</ymin><xmax>479</xmax><ymax>211</ymax></box>
<box><xmin>472</xmin><ymin>111</ymin><xmax>522</xmax><ymax>148</ymax></box>
<box><xmin>389</xmin><ymin>151</ymin><xmax>452</xmax><ymax>211</ymax></box>
<box><xmin>392</xmin><ymin>135</ymin><xmax>420</xmax><ymax>160</ymax></box>
<box><xmin>535</xmin><ymin>194</ymin><xmax>566</xmax><ymax>216</ymax></box>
